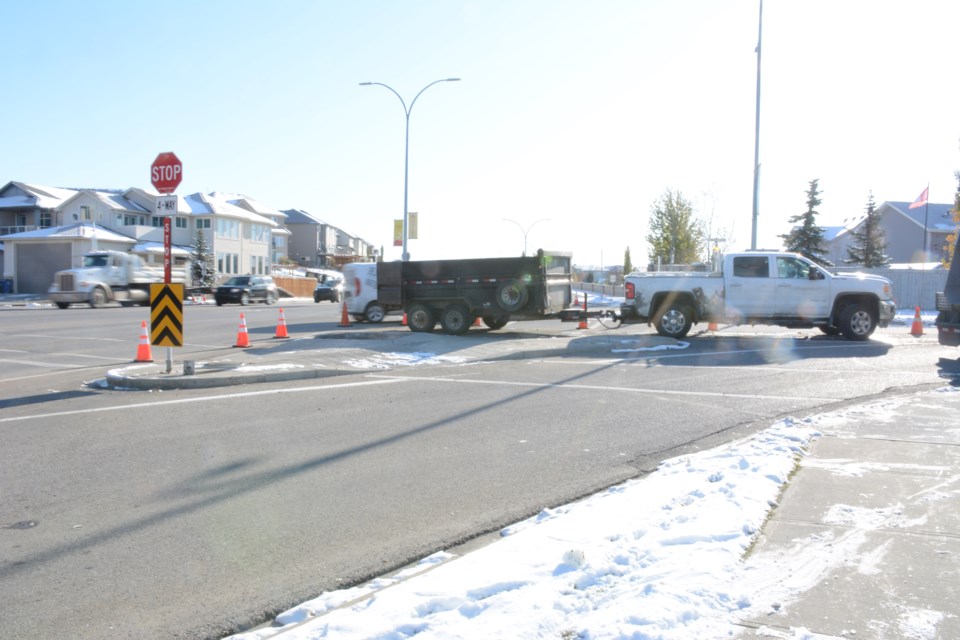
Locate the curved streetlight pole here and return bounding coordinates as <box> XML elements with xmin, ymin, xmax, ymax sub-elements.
<box><xmin>360</xmin><ymin>78</ymin><xmax>460</xmax><ymax>261</ymax></box>
<box><xmin>502</xmin><ymin>218</ymin><xmax>550</xmax><ymax>257</ymax></box>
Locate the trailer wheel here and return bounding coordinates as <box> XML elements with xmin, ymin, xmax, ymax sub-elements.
<box><xmin>839</xmin><ymin>303</ymin><xmax>876</xmax><ymax>341</ymax></box>
<box><xmin>407</xmin><ymin>304</ymin><xmax>436</xmax><ymax>333</ymax></box>
<box><xmin>654</xmin><ymin>303</ymin><xmax>693</xmax><ymax>339</ymax></box>
<box><xmin>496</xmin><ymin>279</ymin><xmax>529</xmax><ymax>313</ymax></box>
<box><xmin>440</xmin><ymin>304</ymin><xmax>472</xmax><ymax>335</ymax></box>
<box><xmin>364</xmin><ymin>302</ymin><xmax>386</xmax><ymax>323</ymax></box>
<box><xmin>481</xmin><ymin>315</ymin><xmax>510</xmax><ymax>330</ymax></box>
<box><xmin>90</xmin><ymin>286</ymin><xmax>108</xmax><ymax>308</ymax></box>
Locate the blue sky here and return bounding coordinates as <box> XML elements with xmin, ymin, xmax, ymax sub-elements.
<box><xmin>4</xmin><ymin>1</ymin><xmax>958</xmax><ymax>265</ymax></box>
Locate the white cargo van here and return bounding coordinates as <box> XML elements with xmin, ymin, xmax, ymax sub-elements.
<box><xmin>342</xmin><ymin>261</ymin><xmax>394</xmax><ymax>323</ymax></box>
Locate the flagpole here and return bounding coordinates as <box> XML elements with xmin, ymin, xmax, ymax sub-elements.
<box><xmin>922</xmin><ymin>182</ymin><xmax>930</xmax><ymax>262</ymax></box>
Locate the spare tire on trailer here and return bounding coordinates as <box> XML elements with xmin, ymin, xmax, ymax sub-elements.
<box><xmin>495</xmin><ymin>279</ymin><xmax>529</xmax><ymax>313</ymax></box>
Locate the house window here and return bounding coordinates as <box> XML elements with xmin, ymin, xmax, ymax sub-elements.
<box><xmin>175</xmin><ymin>217</ymin><xmax>187</xmax><ymax>229</ymax></box>
<box><xmin>196</xmin><ymin>218</ymin><xmax>211</xmax><ymax>229</ymax></box>
<box><xmin>151</xmin><ymin>216</ymin><xmax>164</xmax><ymax>227</ymax></box>
<box><xmin>123</xmin><ymin>214</ymin><xmax>142</xmax><ymax>226</ymax></box>
<box><xmin>40</xmin><ymin>211</ymin><xmax>53</xmax><ymax>227</ymax></box>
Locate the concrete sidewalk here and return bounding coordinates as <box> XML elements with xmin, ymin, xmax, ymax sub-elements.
<box><xmin>740</xmin><ymin>388</ymin><xmax>960</xmax><ymax>639</ymax></box>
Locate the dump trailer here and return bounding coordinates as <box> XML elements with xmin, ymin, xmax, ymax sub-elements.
<box><xmin>366</xmin><ymin>250</ymin><xmax>574</xmax><ymax>334</ymax></box>
<box><xmin>935</xmin><ymin>235</ymin><xmax>960</xmax><ymax>347</ymax></box>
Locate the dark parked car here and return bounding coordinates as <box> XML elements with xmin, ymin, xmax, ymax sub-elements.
<box><xmin>313</xmin><ymin>278</ymin><xmax>343</xmax><ymax>303</ymax></box>
<box><xmin>214</xmin><ymin>275</ymin><xmax>278</xmax><ymax>306</ymax></box>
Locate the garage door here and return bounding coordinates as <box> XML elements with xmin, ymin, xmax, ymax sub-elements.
<box><xmin>16</xmin><ymin>243</ymin><xmax>72</xmax><ymax>293</ymax></box>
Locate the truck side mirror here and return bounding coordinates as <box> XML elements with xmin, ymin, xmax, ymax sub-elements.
<box><xmin>809</xmin><ymin>268</ymin><xmax>824</xmax><ymax>280</ymax></box>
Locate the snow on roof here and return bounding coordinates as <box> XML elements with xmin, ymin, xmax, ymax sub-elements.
<box><xmin>8</xmin><ymin>182</ymin><xmax>79</xmax><ymax>208</ymax></box>
<box><xmin>177</xmin><ymin>192</ymin><xmax>278</xmax><ymax>227</ymax></box>
<box><xmin>0</xmin><ymin>222</ymin><xmax>135</xmax><ymax>242</ymax></box>
<box><xmin>132</xmin><ymin>241</ymin><xmax>190</xmax><ymax>256</ymax></box>
<box><xmin>211</xmin><ymin>192</ymin><xmax>286</xmax><ymax>218</ymax></box>
<box><xmin>0</xmin><ymin>194</ymin><xmax>37</xmax><ymax>209</ymax></box>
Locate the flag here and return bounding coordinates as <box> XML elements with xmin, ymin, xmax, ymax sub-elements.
<box><xmin>908</xmin><ymin>186</ymin><xmax>928</xmax><ymax>210</ymax></box>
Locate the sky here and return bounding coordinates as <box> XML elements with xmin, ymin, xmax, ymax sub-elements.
<box><xmin>219</xmin><ymin>378</ymin><xmax>957</xmax><ymax>640</ymax></box>
<box><xmin>3</xmin><ymin>1</ymin><xmax>959</xmax><ymax>267</ymax></box>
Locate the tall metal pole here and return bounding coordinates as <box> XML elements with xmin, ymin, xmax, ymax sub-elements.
<box><xmin>751</xmin><ymin>0</ymin><xmax>763</xmax><ymax>250</ymax></box>
<box><xmin>360</xmin><ymin>78</ymin><xmax>460</xmax><ymax>261</ymax></box>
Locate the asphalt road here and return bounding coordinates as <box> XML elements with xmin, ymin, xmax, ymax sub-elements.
<box><xmin>2</xmin><ymin>302</ymin><xmax>958</xmax><ymax>639</ymax></box>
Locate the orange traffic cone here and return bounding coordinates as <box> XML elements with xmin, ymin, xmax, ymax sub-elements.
<box><xmin>910</xmin><ymin>306</ymin><xmax>923</xmax><ymax>336</ymax></box>
<box><xmin>708</xmin><ymin>321</ymin><xmax>718</xmax><ymax>331</ymax></box>
<box><xmin>134</xmin><ymin>320</ymin><xmax>153</xmax><ymax>362</ymax></box>
<box><xmin>338</xmin><ymin>301</ymin><xmax>352</xmax><ymax>327</ymax></box>
<box><xmin>402</xmin><ymin>312</ymin><xmax>408</xmax><ymax>326</ymax></box>
<box><xmin>573</xmin><ymin>292</ymin><xmax>579</xmax><ymax>306</ymax></box>
<box><xmin>234</xmin><ymin>312</ymin><xmax>250</xmax><ymax>348</ymax></box>
<box><xmin>578</xmin><ymin>313</ymin><xmax>588</xmax><ymax>330</ymax></box>
<box><xmin>275</xmin><ymin>308</ymin><xmax>289</xmax><ymax>339</ymax></box>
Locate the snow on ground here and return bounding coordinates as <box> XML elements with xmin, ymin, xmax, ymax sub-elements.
<box><xmin>226</xmin><ymin>386</ymin><xmax>950</xmax><ymax>640</ymax></box>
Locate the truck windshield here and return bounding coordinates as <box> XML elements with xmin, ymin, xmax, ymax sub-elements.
<box><xmin>82</xmin><ymin>255</ymin><xmax>110</xmax><ymax>268</ymax></box>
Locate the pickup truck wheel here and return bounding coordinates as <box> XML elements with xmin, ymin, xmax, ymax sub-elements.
<box><xmin>818</xmin><ymin>325</ymin><xmax>842</xmax><ymax>336</ymax></box>
<box><xmin>840</xmin><ymin>303</ymin><xmax>877</xmax><ymax>341</ymax></box>
<box><xmin>496</xmin><ymin>279</ymin><xmax>529</xmax><ymax>313</ymax></box>
<box><xmin>90</xmin><ymin>287</ymin><xmax>108</xmax><ymax>308</ymax></box>
<box><xmin>654</xmin><ymin>304</ymin><xmax>693</xmax><ymax>339</ymax></box>
<box><xmin>407</xmin><ymin>304</ymin><xmax>436</xmax><ymax>333</ymax></box>
<box><xmin>440</xmin><ymin>304</ymin><xmax>472</xmax><ymax>335</ymax></box>
<box><xmin>364</xmin><ymin>302</ymin><xmax>386</xmax><ymax>323</ymax></box>
<box><xmin>481</xmin><ymin>315</ymin><xmax>510</xmax><ymax>330</ymax></box>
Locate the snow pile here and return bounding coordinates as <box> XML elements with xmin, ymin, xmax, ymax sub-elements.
<box><xmin>229</xmin><ymin>418</ymin><xmax>821</xmax><ymax>640</ymax></box>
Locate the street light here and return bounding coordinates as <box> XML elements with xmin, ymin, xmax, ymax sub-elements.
<box><xmin>502</xmin><ymin>218</ymin><xmax>550</xmax><ymax>257</ymax></box>
<box><xmin>359</xmin><ymin>77</ymin><xmax>460</xmax><ymax>261</ymax></box>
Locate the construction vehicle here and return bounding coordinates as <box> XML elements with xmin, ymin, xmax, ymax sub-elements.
<box><xmin>935</xmin><ymin>235</ymin><xmax>960</xmax><ymax>346</ymax></box>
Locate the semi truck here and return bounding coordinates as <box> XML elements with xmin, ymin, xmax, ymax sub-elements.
<box><xmin>48</xmin><ymin>250</ymin><xmax>187</xmax><ymax>309</ymax></box>
<box><xmin>343</xmin><ymin>250</ymin><xmax>574</xmax><ymax>334</ymax></box>
<box><xmin>620</xmin><ymin>251</ymin><xmax>897</xmax><ymax>340</ymax></box>
<box><xmin>935</xmin><ymin>235</ymin><xmax>960</xmax><ymax>346</ymax></box>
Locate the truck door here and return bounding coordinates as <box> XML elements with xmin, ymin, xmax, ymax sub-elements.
<box><xmin>774</xmin><ymin>256</ymin><xmax>830</xmax><ymax>318</ymax></box>
<box><xmin>727</xmin><ymin>255</ymin><xmax>776</xmax><ymax>317</ymax></box>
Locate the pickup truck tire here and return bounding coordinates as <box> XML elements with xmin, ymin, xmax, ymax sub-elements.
<box><xmin>481</xmin><ymin>315</ymin><xmax>510</xmax><ymax>330</ymax></box>
<box><xmin>440</xmin><ymin>304</ymin><xmax>472</xmax><ymax>335</ymax></box>
<box><xmin>90</xmin><ymin>286</ymin><xmax>108</xmax><ymax>308</ymax></box>
<box><xmin>364</xmin><ymin>302</ymin><xmax>386</xmax><ymax>323</ymax></box>
<box><xmin>654</xmin><ymin>303</ymin><xmax>693</xmax><ymax>339</ymax></box>
<box><xmin>496</xmin><ymin>279</ymin><xmax>529</xmax><ymax>313</ymax></box>
<box><xmin>839</xmin><ymin>303</ymin><xmax>877</xmax><ymax>341</ymax></box>
<box><xmin>407</xmin><ymin>304</ymin><xmax>436</xmax><ymax>333</ymax></box>
<box><xmin>818</xmin><ymin>325</ymin><xmax>842</xmax><ymax>336</ymax></box>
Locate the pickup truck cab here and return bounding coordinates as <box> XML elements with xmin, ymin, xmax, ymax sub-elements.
<box><xmin>621</xmin><ymin>252</ymin><xmax>896</xmax><ymax>340</ymax></box>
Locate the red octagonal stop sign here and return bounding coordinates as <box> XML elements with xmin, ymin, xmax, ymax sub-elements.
<box><xmin>150</xmin><ymin>152</ymin><xmax>183</xmax><ymax>194</ymax></box>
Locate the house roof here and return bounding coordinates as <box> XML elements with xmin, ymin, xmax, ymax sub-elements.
<box><xmin>58</xmin><ymin>188</ymin><xmax>150</xmax><ymax>213</ymax></box>
<box><xmin>882</xmin><ymin>201</ymin><xmax>955</xmax><ymax>232</ymax></box>
<box><xmin>282</xmin><ymin>208</ymin><xmax>327</xmax><ymax>225</ymax></box>
<box><xmin>0</xmin><ymin>182</ymin><xmax>80</xmax><ymax>209</ymax></box>
<box><xmin>0</xmin><ymin>222</ymin><xmax>136</xmax><ymax>243</ymax></box>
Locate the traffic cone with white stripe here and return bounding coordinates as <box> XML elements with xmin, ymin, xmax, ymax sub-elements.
<box><xmin>134</xmin><ymin>320</ymin><xmax>153</xmax><ymax>362</ymax></box>
<box><xmin>708</xmin><ymin>321</ymin><xmax>718</xmax><ymax>331</ymax></box>
<box><xmin>274</xmin><ymin>308</ymin><xmax>289</xmax><ymax>339</ymax></box>
<box><xmin>234</xmin><ymin>312</ymin><xmax>250</xmax><ymax>348</ymax></box>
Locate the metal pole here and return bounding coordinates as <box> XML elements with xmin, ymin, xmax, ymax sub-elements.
<box><xmin>751</xmin><ymin>0</ymin><xmax>763</xmax><ymax>250</ymax></box>
<box><xmin>360</xmin><ymin>78</ymin><xmax>460</xmax><ymax>261</ymax></box>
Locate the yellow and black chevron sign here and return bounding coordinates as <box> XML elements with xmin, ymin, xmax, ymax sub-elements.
<box><xmin>150</xmin><ymin>284</ymin><xmax>184</xmax><ymax>347</ymax></box>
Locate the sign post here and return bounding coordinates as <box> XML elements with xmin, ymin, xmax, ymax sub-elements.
<box><xmin>150</xmin><ymin>152</ymin><xmax>184</xmax><ymax>373</ymax></box>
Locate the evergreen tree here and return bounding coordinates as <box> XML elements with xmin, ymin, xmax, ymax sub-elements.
<box><xmin>646</xmin><ymin>189</ymin><xmax>704</xmax><ymax>266</ymax></box>
<box><xmin>189</xmin><ymin>230</ymin><xmax>215</xmax><ymax>287</ymax></box>
<box><xmin>623</xmin><ymin>246</ymin><xmax>634</xmax><ymax>275</ymax></box>
<box><xmin>845</xmin><ymin>192</ymin><xmax>889</xmax><ymax>267</ymax></box>
<box><xmin>781</xmin><ymin>179</ymin><xmax>831</xmax><ymax>265</ymax></box>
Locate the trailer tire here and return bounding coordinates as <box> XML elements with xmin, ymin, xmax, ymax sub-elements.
<box><xmin>90</xmin><ymin>286</ymin><xmax>108</xmax><ymax>308</ymax></box>
<box><xmin>654</xmin><ymin>303</ymin><xmax>693</xmax><ymax>339</ymax></box>
<box><xmin>407</xmin><ymin>304</ymin><xmax>436</xmax><ymax>333</ymax></box>
<box><xmin>839</xmin><ymin>303</ymin><xmax>876</xmax><ymax>341</ymax></box>
<box><xmin>481</xmin><ymin>315</ymin><xmax>510</xmax><ymax>330</ymax></box>
<box><xmin>496</xmin><ymin>279</ymin><xmax>529</xmax><ymax>313</ymax></box>
<box><xmin>440</xmin><ymin>304</ymin><xmax>472</xmax><ymax>335</ymax></box>
<box><xmin>364</xmin><ymin>302</ymin><xmax>386</xmax><ymax>323</ymax></box>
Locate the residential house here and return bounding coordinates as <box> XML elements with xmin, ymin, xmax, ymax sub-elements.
<box><xmin>283</xmin><ymin>208</ymin><xmax>375</xmax><ymax>269</ymax></box>
<box><xmin>823</xmin><ymin>200</ymin><xmax>956</xmax><ymax>266</ymax></box>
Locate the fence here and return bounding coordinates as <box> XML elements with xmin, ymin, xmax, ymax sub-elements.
<box><xmin>576</xmin><ymin>268</ymin><xmax>948</xmax><ymax>311</ymax></box>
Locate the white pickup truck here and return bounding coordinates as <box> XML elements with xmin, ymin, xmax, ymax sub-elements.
<box><xmin>620</xmin><ymin>251</ymin><xmax>896</xmax><ymax>340</ymax></box>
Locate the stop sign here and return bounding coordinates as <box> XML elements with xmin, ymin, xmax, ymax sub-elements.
<box><xmin>150</xmin><ymin>152</ymin><xmax>183</xmax><ymax>194</ymax></box>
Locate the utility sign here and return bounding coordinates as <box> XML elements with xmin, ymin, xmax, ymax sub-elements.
<box><xmin>150</xmin><ymin>284</ymin><xmax>184</xmax><ymax>347</ymax></box>
<box><xmin>156</xmin><ymin>195</ymin><xmax>178</xmax><ymax>215</ymax></box>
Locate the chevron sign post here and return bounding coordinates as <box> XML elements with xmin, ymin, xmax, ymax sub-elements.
<box><xmin>150</xmin><ymin>284</ymin><xmax>184</xmax><ymax>348</ymax></box>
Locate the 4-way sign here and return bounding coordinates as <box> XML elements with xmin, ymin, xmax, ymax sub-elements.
<box><xmin>151</xmin><ymin>152</ymin><xmax>183</xmax><ymax>194</ymax></box>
